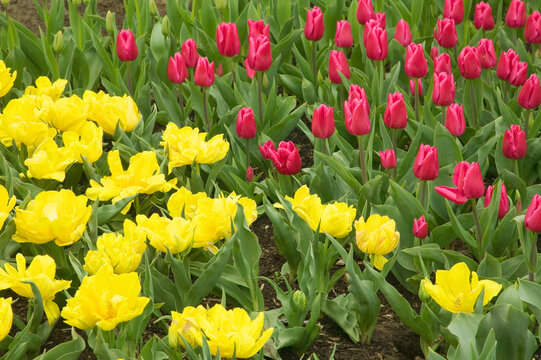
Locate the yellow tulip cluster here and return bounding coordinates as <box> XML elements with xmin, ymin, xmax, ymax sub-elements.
<box><xmin>355</xmin><ymin>214</ymin><xmax>400</xmax><ymax>270</ymax></box>
<box><xmin>0</xmin><ymin>297</ymin><xmax>12</xmax><ymax>341</ymax></box>
<box><xmin>283</xmin><ymin>185</ymin><xmax>356</xmax><ymax>238</ymax></box>
<box><xmin>169</xmin><ymin>304</ymin><xmax>273</xmax><ymax>359</ymax></box>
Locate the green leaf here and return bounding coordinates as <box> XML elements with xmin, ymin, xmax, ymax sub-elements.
<box><xmin>96</xmin><ymin>195</ymin><xmax>137</xmax><ymax>226</ymax></box>
<box><xmin>34</xmin><ymin>329</ymin><xmax>85</xmax><ymax>360</ymax></box>
<box><xmin>315</xmin><ymin>151</ymin><xmax>363</xmax><ymax>194</ymax></box>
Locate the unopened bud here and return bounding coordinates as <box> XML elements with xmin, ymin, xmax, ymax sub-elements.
<box><xmin>262</xmin><ymin>72</ymin><xmax>269</xmax><ymax>87</ymax></box>
<box><xmin>1</xmin><ymin>0</ymin><xmax>10</xmax><ymax>8</ymax></box>
<box><xmin>106</xmin><ymin>11</ymin><xmax>116</xmax><ymax>35</ymax></box>
<box><xmin>53</xmin><ymin>31</ymin><xmax>63</xmax><ymax>54</ymax></box>
<box><xmin>71</xmin><ymin>0</ymin><xmax>81</xmax><ymax>6</ymax></box>
<box><xmin>418</xmin><ymin>278</ymin><xmax>431</xmax><ymax>303</ymax></box>
<box><xmin>215</xmin><ymin>0</ymin><xmax>227</xmax><ymax>9</ymax></box>
<box><xmin>161</xmin><ymin>15</ymin><xmax>170</xmax><ymax>37</ymax></box>
<box><xmin>149</xmin><ymin>0</ymin><xmax>158</xmax><ymax>16</ymax></box>
<box><xmin>292</xmin><ymin>290</ymin><xmax>307</xmax><ymax>310</ymax></box>
<box><xmin>246</xmin><ymin>166</ymin><xmax>254</xmax><ymax>181</ymax></box>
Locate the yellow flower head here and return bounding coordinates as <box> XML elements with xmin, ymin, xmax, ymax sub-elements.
<box><xmin>136</xmin><ymin>214</ymin><xmax>193</xmax><ymax>254</ymax></box>
<box><xmin>83</xmin><ymin>219</ymin><xmax>147</xmax><ymax>275</ymax></box>
<box><xmin>47</xmin><ymin>95</ymin><xmax>88</xmax><ymax>133</ymax></box>
<box><xmin>24</xmin><ymin>138</ymin><xmax>77</xmax><ymax>182</ymax></box>
<box><xmin>83</xmin><ymin>91</ymin><xmax>141</xmax><ymax>135</ymax></box>
<box><xmin>0</xmin><ymin>185</ymin><xmax>16</xmax><ymax>230</ymax></box>
<box><xmin>61</xmin><ymin>264</ymin><xmax>149</xmax><ymax>331</ymax></box>
<box><xmin>355</xmin><ymin>214</ymin><xmax>400</xmax><ymax>270</ymax></box>
<box><xmin>169</xmin><ymin>304</ymin><xmax>273</xmax><ymax>359</ymax></box>
<box><xmin>62</xmin><ymin>121</ymin><xmax>103</xmax><ymax>163</ymax></box>
<box><xmin>24</xmin><ymin>77</ymin><xmax>68</xmax><ymax>101</ymax></box>
<box><xmin>284</xmin><ymin>185</ymin><xmax>323</xmax><ymax>231</ymax></box>
<box><xmin>161</xmin><ymin>123</ymin><xmax>229</xmax><ymax>171</ymax></box>
<box><xmin>167</xmin><ymin>187</ymin><xmax>208</xmax><ymax>220</ymax></box>
<box><xmin>86</xmin><ymin>150</ymin><xmax>176</xmax><ymax>208</ymax></box>
<box><xmin>422</xmin><ymin>262</ymin><xmax>502</xmax><ymax>313</ymax></box>
<box><xmin>0</xmin><ymin>297</ymin><xmax>12</xmax><ymax>341</ymax></box>
<box><xmin>13</xmin><ymin>189</ymin><xmax>92</xmax><ymax>246</ymax></box>
<box><xmin>0</xmin><ymin>60</ymin><xmax>16</xmax><ymax>98</ymax></box>
<box><xmin>0</xmin><ymin>254</ymin><xmax>71</xmax><ymax>324</ymax></box>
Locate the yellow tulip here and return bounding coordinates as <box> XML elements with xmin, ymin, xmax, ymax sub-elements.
<box><xmin>284</xmin><ymin>186</ymin><xmax>323</xmax><ymax>230</ymax></box>
<box><xmin>422</xmin><ymin>262</ymin><xmax>502</xmax><ymax>313</ymax></box>
<box><xmin>13</xmin><ymin>189</ymin><xmax>92</xmax><ymax>246</ymax></box>
<box><xmin>61</xmin><ymin>264</ymin><xmax>149</xmax><ymax>331</ymax></box>
<box><xmin>136</xmin><ymin>214</ymin><xmax>193</xmax><ymax>254</ymax></box>
<box><xmin>169</xmin><ymin>304</ymin><xmax>273</xmax><ymax>359</ymax></box>
<box><xmin>0</xmin><ymin>297</ymin><xmax>12</xmax><ymax>341</ymax></box>
<box><xmin>0</xmin><ymin>184</ymin><xmax>16</xmax><ymax>230</ymax></box>
<box><xmin>83</xmin><ymin>220</ymin><xmax>146</xmax><ymax>275</ymax></box>
<box><xmin>47</xmin><ymin>95</ymin><xmax>88</xmax><ymax>132</ymax></box>
<box><xmin>62</xmin><ymin>121</ymin><xmax>103</xmax><ymax>163</ymax></box>
<box><xmin>83</xmin><ymin>91</ymin><xmax>141</xmax><ymax>135</ymax></box>
<box><xmin>167</xmin><ymin>187</ymin><xmax>208</xmax><ymax>220</ymax></box>
<box><xmin>24</xmin><ymin>77</ymin><xmax>67</xmax><ymax>101</ymax></box>
<box><xmin>24</xmin><ymin>138</ymin><xmax>77</xmax><ymax>182</ymax></box>
<box><xmin>161</xmin><ymin>123</ymin><xmax>229</xmax><ymax>171</ymax></box>
<box><xmin>0</xmin><ymin>60</ymin><xmax>16</xmax><ymax>98</ymax></box>
<box><xmin>0</xmin><ymin>254</ymin><xmax>71</xmax><ymax>324</ymax></box>
<box><xmin>355</xmin><ymin>214</ymin><xmax>400</xmax><ymax>270</ymax></box>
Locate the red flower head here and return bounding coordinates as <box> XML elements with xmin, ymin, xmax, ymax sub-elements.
<box><xmin>116</xmin><ymin>29</ymin><xmax>138</xmax><ymax>62</ymax></box>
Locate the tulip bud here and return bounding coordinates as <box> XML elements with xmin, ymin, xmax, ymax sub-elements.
<box><xmin>116</xmin><ymin>29</ymin><xmax>138</xmax><ymax>62</ymax></box>
<box><xmin>335</xmin><ymin>20</ymin><xmax>353</xmax><ymax>48</ymax></box>
<box><xmin>363</xmin><ymin>20</ymin><xmax>388</xmax><ymax>61</ymax></box>
<box><xmin>405</xmin><ymin>43</ymin><xmax>427</xmax><ymax>78</ymax></box>
<box><xmin>53</xmin><ymin>31</ymin><xmax>63</xmax><ymax>54</ymax></box>
<box><xmin>445</xmin><ymin>104</ymin><xmax>466</xmax><ymax>136</ymax></box>
<box><xmin>194</xmin><ymin>57</ymin><xmax>215</xmax><ymax>87</ymax></box>
<box><xmin>106</xmin><ymin>11</ymin><xmax>116</xmax><ymax>35</ymax></box>
<box><xmin>458</xmin><ymin>46</ymin><xmax>481</xmax><ymax>79</ymax></box>
<box><xmin>525</xmin><ymin>11</ymin><xmax>541</xmax><ymax>44</ymax></box>
<box><xmin>1</xmin><ymin>0</ymin><xmax>9</xmax><ymax>6</ymax></box>
<box><xmin>328</xmin><ymin>50</ymin><xmax>350</xmax><ymax>84</ymax></box>
<box><xmin>215</xmin><ymin>0</ymin><xmax>227</xmax><ymax>9</ymax></box>
<box><xmin>413</xmin><ymin>144</ymin><xmax>439</xmax><ymax>181</ymax></box>
<box><xmin>433</xmin><ymin>53</ymin><xmax>452</xmax><ymax>75</ymax></box>
<box><xmin>506</xmin><ymin>0</ymin><xmax>526</xmax><ymax>28</ymax></box>
<box><xmin>477</xmin><ymin>39</ymin><xmax>497</xmax><ymax>69</ymax></box>
<box><xmin>305</xmin><ymin>7</ymin><xmax>324</xmax><ymax>41</ymax></box>
<box><xmin>484</xmin><ymin>184</ymin><xmax>510</xmax><ymax>219</ymax></box>
<box><xmin>525</xmin><ymin>194</ymin><xmax>541</xmax><ymax>232</ymax></box>
<box><xmin>518</xmin><ymin>74</ymin><xmax>541</xmax><ymax>109</ymax></box>
<box><xmin>248</xmin><ymin>19</ymin><xmax>270</xmax><ymax>40</ymax></box>
<box><xmin>259</xmin><ymin>140</ymin><xmax>277</xmax><ymax>160</ymax></box>
<box><xmin>418</xmin><ymin>278</ymin><xmax>431</xmax><ymax>302</ymax></box>
<box><xmin>292</xmin><ymin>290</ymin><xmax>307</xmax><ymax>311</ymax></box>
<box><xmin>394</xmin><ymin>19</ymin><xmax>412</xmax><ymax>46</ymax></box>
<box><xmin>409</xmin><ymin>79</ymin><xmax>422</xmax><ymax>97</ymax></box>
<box><xmin>455</xmin><ymin>161</ymin><xmax>485</xmax><ymax>199</ymax></box>
<box><xmin>149</xmin><ymin>0</ymin><xmax>158</xmax><ymax>16</ymax></box>
<box><xmin>246</xmin><ymin>166</ymin><xmax>254</xmax><ymax>181</ymax></box>
<box><xmin>444</xmin><ymin>0</ymin><xmax>464</xmax><ymax>24</ymax></box>
<box><xmin>181</xmin><ymin>39</ymin><xmax>199</xmax><ymax>68</ymax></box>
<box><xmin>348</xmin><ymin>84</ymin><xmax>369</xmax><ymax>106</ymax></box>
<box><xmin>236</xmin><ymin>107</ymin><xmax>257</xmax><ymax>139</ymax></box>
<box><xmin>356</xmin><ymin>0</ymin><xmax>374</xmax><ymax>25</ymax></box>
<box><xmin>434</xmin><ymin>18</ymin><xmax>457</xmax><ymax>49</ymax></box>
<box><xmin>509</xmin><ymin>61</ymin><xmax>528</xmax><ymax>86</ymax></box>
<box><xmin>433</xmin><ymin>73</ymin><xmax>455</xmax><ymax>106</ymax></box>
<box><xmin>71</xmin><ymin>0</ymin><xmax>81</xmax><ymax>7</ymax></box>
<box><xmin>312</xmin><ymin>105</ymin><xmax>335</xmax><ymax>139</ymax></box>
<box><xmin>161</xmin><ymin>15</ymin><xmax>170</xmax><ymax>37</ymax></box>
<box><xmin>373</xmin><ymin>12</ymin><xmax>386</xmax><ymax>28</ymax></box>
<box><xmin>430</xmin><ymin>46</ymin><xmax>439</xmax><ymax>62</ymax></box>
<box><xmin>384</xmin><ymin>92</ymin><xmax>408</xmax><ymax>129</ymax></box>
<box><xmin>216</xmin><ymin>63</ymin><xmax>223</xmax><ymax>77</ymax></box>
<box><xmin>413</xmin><ymin>216</ymin><xmax>428</xmax><ymax>238</ymax></box>
<box><xmin>474</xmin><ymin>2</ymin><xmax>495</xmax><ymax>30</ymax></box>
<box><xmin>270</xmin><ymin>141</ymin><xmax>302</xmax><ymax>175</ymax></box>
<box><xmin>496</xmin><ymin>49</ymin><xmax>520</xmax><ymax>81</ymax></box>
<box><xmin>379</xmin><ymin>149</ymin><xmax>396</xmax><ymax>169</ymax></box>
<box><xmin>247</xmin><ymin>34</ymin><xmax>272</xmax><ymax>72</ymax></box>
<box><xmin>503</xmin><ymin>125</ymin><xmax>527</xmax><ymax>159</ymax></box>
<box><xmin>167</xmin><ymin>53</ymin><xmax>188</xmax><ymax>84</ymax></box>
<box><xmin>216</xmin><ymin>22</ymin><xmax>241</xmax><ymax>57</ymax></box>
<box><xmin>344</xmin><ymin>99</ymin><xmax>371</xmax><ymax>136</ymax></box>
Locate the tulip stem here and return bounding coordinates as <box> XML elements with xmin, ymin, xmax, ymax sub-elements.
<box><xmin>419</xmin><ymin>180</ymin><xmax>428</xmax><ymax>210</ymax></box>
<box><xmin>246</xmin><ymin>138</ymin><xmax>251</xmax><ymax>170</ymax></box>
<box><xmin>202</xmin><ymin>88</ymin><xmax>210</xmax><ymax>131</ymax></box>
<box><xmin>358</xmin><ymin>136</ymin><xmax>368</xmax><ymax>185</ymax></box>
<box><xmin>177</xmin><ymin>85</ymin><xmax>184</xmax><ymax>120</ymax></box>
<box><xmin>228</xmin><ymin>57</ymin><xmax>236</xmax><ymax>87</ymax></box>
<box><xmin>311</xmin><ymin>41</ymin><xmax>317</xmax><ymax>85</ymax></box>
<box><xmin>257</xmin><ymin>71</ymin><xmax>264</xmax><ymax>127</ymax></box>
<box><xmin>529</xmin><ymin>232</ymin><xmax>537</xmax><ymax>282</ymax></box>
<box><xmin>471</xmin><ymin>199</ymin><xmax>483</xmax><ymax>251</ymax></box>
<box><xmin>525</xmin><ymin>109</ymin><xmax>531</xmax><ymax>140</ymax></box>
<box><xmin>414</xmin><ymin>89</ymin><xmax>421</xmax><ymax>123</ymax></box>
<box><xmin>339</xmin><ymin>84</ymin><xmax>344</xmax><ymax>110</ymax></box>
<box><xmin>392</xmin><ymin>129</ymin><xmax>398</xmax><ymax>155</ymax></box>
<box><xmin>469</xmin><ymin>79</ymin><xmax>478</xmax><ymax>128</ymax></box>
<box><xmin>441</xmin><ymin>106</ymin><xmax>446</xmax><ymax>125</ymax></box>
<box><xmin>126</xmin><ymin>61</ymin><xmax>133</xmax><ymax>96</ymax></box>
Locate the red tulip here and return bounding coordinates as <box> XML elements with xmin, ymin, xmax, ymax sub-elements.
<box><xmin>328</xmin><ymin>50</ymin><xmax>350</xmax><ymax>84</ymax></box>
<box><xmin>312</xmin><ymin>104</ymin><xmax>335</xmax><ymax>139</ymax></box>
<box><xmin>246</xmin><ymin>166</ymin><xmax>254</xmax><ymax>181</ymax></box>
<box><xmin>335</xmin><ymin>20</ymin><xmax>353</xmax><ymax>48</ymax></box>
<box><xmin>445</xmin><ymin>104</ymin><xmax>466</xmax><ymax>136</ymax></box>
<box><xmin>506</xmin><ymin>0</ymin><xmax>526</xmax><ymax>28</ymax></box>
<box><xmin>518</xmin><ymin>74</ymin><xmax>541</xmax><ymax>109</ymax></box>
<box><xmin>509</xmin><ymin>61</ymin><xmax>528</xmax><ymax>86</ymax></box>
<box><xmin>259</xmin><ymin>140</ymin><xmax>277</xmax><ymax>160</ymax></box>
<box><xmin>364</xmin><ymin>20</ymin><xmax>388</xmax><ymax>61</ymax></box>
<box><xmin>270</xmin><ymin>141</ymin><xmax>302</xmax><ymax>175</ymax></box>
<box><xmin>434</xmin><ymin>18</ymin><xmax>457</xmax><ymax>49</ymax></box>
<box><xmin>379</xmin><ymin>149</ymin><xmax>396</xmax><ymax>169</ymax></box>
<box><xmin>525</xmin><ymin>194</ymin><xmax>541</xmax><ymax>232</ymax></box>
<box><xmin>384</xmin><ymin>92</ymin><xmax>408</xmax><ymax>129</ymax></box>
<box><xmin>413</xmin><ymin>216</ymin><xmax>428</xmax><ymax>238</ymax></box>
<box><xmin>247</xmin><ymin>34</ymin><xmax>272</xmax><ymax>72</ymax></box>
<box><xmin>344</xmin><ymin>99</ymin><xmax>371</xmax><ymax>136</ymax></box>
<box><xmin>497</xmin><ymin>49</ymin><xmax>520</xmax><ymax>81</ymax></box>
<box><xmin>474</xmin><ymin>2</ymin><xmax>495</xmax><ymax>30</ymax></box>
<box><xmin>433</xmin><ymin>72</ymin><xmax>455</xmax><ymax>106</ymax></box>
<box><xmin>444</xmin><ymin>0</ymin><xmax>464</xmax><ymax>24</ymax></box>
<box><xmin>409</xmin><ymin>79</ymin><xmax>422</xmax><ymax>97</ymax></box>
<box><xmin>405</xmin><ymin>43</ymin><xmax>427</xmax><ymax>78</ymax></box>
<box><xmin>216</xmin><ymin>22</ymin><xmax>241</xmax><ymax>57</ymax></box>
<box><xmin>244</xmin><ymin>58</ymin><xmax>256</xmax><ymax>79</ymax></box>
<box><xmin>458</xmin><ymin>46</ymin><xmax>481</xmax><ymax>79</ymax></box>
<box><xmin>305</xmin><ymin>7</ymin><xmax>324</xmax><ymax>41</ymax></box>
<box><xmin>248</xmin><ymin>19</ymin><xmax>270</xmax><ymax>39</ymax></box>
<box><xmin>430</xmin><ymin>46</ymin><xmax>439</xmax><ymax>62</ymax></box>
<box><xmin>435</xmin><ymin>161</ymin><xmax>484</xmax><ymax>204</ymax></box>
<box><xmin>116</xmin><ymin>29</ymin><xmax>138</xmax><ymax>62</ymax></box>
<box><xmin>484</xmin><ymin>184</ymin><xmax>510</xmax><ymax>219</ymax></box>
<box><xmin>433</xmin><ymin>53</ymin><xmax>452</xmax><ymax>75</ymax></box>
<box><xmin>216</xmin><ymin>64</ymin><xmax>223</xmax><ymax>77</ymax></box>
<box><xmin>477</xmin><ymin>39</ymin><xmax>497</xmax><ymax>69</ymax></box>
<box><xmin>348</xmin><ymin>84</ymin><xmax>369</xmax><ymax>106</ymax></box>
<box><xmin>182</xmin><ymin>39</ymin><xmax>199</xmax><ymax>68</ymax></box>
<box><xmin>503</xmin><ymin>124</ymin><xmax>527</xmax><ymax>159</ymax></box>
<box><xmin>194</xmin><ymin>57</ymin><xmax>215</xmax><ymax>87</ymax></box>
<box><xmin>372</xmin><ymin>12</ymin><xmax>386</xmax><ymax>28</ymax></box>
<box><xmin>236</xmin><ymin>107</ymin><xmax>257</xmax><ymax>139</ymax></box>
<box><xmin>525</xmin><ymin>11</ymin><xmax>541</xmax><ymax>44</ymax></box>
<box><xmin>168</xmin><ymin>52</ymin><xmax>188</xmax><ymax>84</ymax></box>
<box><xmin>395</xmin><ymin>19</ymin><xmax>412</xmax><ymax>46</ymax></box>
<box><xmin>356</xmin><ymin>0</ymin><xmax>374</xmax><ymax>25</ymax></box>
<box><xmin>413</xmin><ymin>144</ymin><xmax>439</xmax><ymax>181</ymax></box>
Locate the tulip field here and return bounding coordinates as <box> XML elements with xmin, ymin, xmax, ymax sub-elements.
<box><xmin>3</xmin><ymin>0</ymin><xmax>541</xmax><ymax>358</ymax></box>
